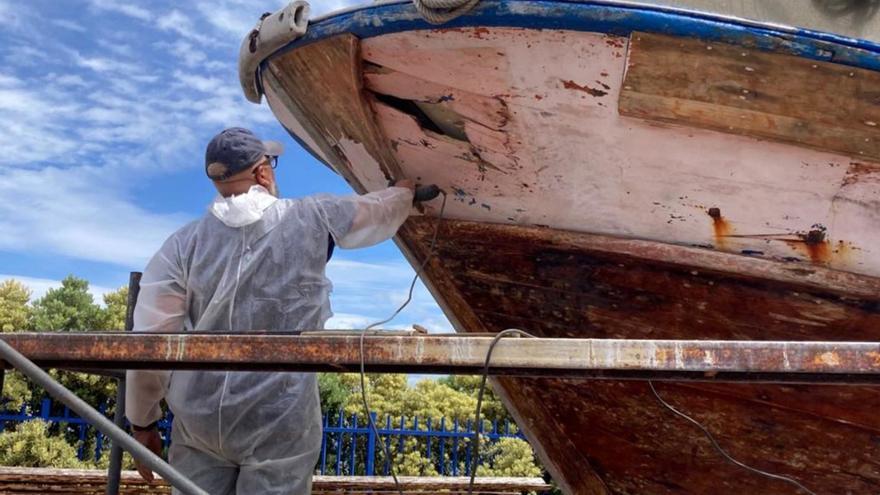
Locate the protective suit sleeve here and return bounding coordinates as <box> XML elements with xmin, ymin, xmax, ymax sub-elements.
<box><xmin>125</xmin><ymin>238</ymin><xmax>187</xmax><ymax>427</ymax></box>
<box><xmin>315</xmin><ymin>187</ymin><xmax>413</xmax><ymax>249</ymax></box>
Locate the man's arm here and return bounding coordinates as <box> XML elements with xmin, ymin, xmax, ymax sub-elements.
<box><xmin>125</xmin><ymin>239</ymin><xmax>186</xmax><ymax>481</ymax></box>
<box><xmin>317</xmin><ymin>180</ymin><xmax>416</xmax><ymax>249</ymax></box>
<box><xmin>125</xmin><ymin>244</ymin><xmax>186</xmax><ymax>427</ymax></box>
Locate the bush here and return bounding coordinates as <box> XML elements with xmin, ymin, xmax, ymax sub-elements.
<box><xmin>0</xmin><ymin>420</ymin><xmax>85</xmax><ymax>468</ymax></box>
<box><xmin>477</xmin><ymin>437</ymin><xmax>542</xmax><ymax>477</ymax></box>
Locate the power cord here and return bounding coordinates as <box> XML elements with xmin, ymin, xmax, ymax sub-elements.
<box><xmin>358</xmin><ymin>190</ymin><xmax>447</xmax><ymax>495</ymax></box>
<box><xmin>648</xmin><ymin>381</ymin><xmax>818</xmax><ymax>495</ymax></box>
<box><xmin>353</xmin><ymin>188</ymin><xmax>817</xmax><ymax>495</ymax></box>
<box><xmin>468</xmin><ymin>329</ymin><xmax>536</xmax><ymax>495</ymax></box>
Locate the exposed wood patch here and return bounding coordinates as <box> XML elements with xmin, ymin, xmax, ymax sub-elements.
<box><xmin>266</xmin><ymin>34</ymin><xmax>401</xmax><ymax>189</ymax></box>
<box><xmin>364</xmin><ymin>64</ymin><xmax>510</xmax><ymax>130</ymax></box>
<box><xmin>405</xmin><ymin>217</ymin><xmax>880</xmax><ymax>493</ymax></box>
<box><xmin>620</xmin><ymin>32</ymin><xmax>880</xmax><ymax>162</ymax></box>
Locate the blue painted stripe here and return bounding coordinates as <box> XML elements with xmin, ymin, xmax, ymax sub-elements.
<box><xmin>266</xmin><ymin>0</ymin><xmax>880</xmax><ymax>72</ymax></box>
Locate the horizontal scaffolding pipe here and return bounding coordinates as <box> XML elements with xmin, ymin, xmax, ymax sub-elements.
<box><xmin>4</xmin><ymin>331</ymin><xmax>880</xmax><ymax>384</ymax></box>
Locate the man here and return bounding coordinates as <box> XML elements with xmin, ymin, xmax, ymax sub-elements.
<box><xmin>126</xmin><ymin>127</ymin><xmax>415</xmax><ymax>494</ymax></box>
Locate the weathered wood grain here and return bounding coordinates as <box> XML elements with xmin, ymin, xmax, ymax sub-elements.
<box><xmin>0</xmin><ymin>468</ymin><xmax>549</xmax><ymax>494</ymax></box>
<box><xmin>262</xmin><ymin>27</ymin><xmax>880</xmax><ymax>494</ymax></box>
<box><xmin>266</xmin><ymin>34</ymin><xmax>401</xmax><ymax>189</ymax></box>
<box><xmin>406</xmin><ymin>217</ymin><xmax>880</xmax><ymax>494</ymax></box>
<box><xmin>620</xmin><ymin>31</ymin><xmax>880</xmax><ymax>161</ymax></box>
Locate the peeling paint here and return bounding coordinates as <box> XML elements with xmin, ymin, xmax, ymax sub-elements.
<box><xmin>561</xmin><ymin>79</ymin><xmax>608</xmax><ymax>97</ymax></box>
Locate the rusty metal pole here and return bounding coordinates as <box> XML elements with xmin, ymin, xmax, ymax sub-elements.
<box><xmin>106</xmin><ymin>272</ymin><xmax>141</xmax><ymax>495</ymax></box>
<box><xmin>0</xmin><ymin>338</ymin><xmax>207</xmax><ymax>495</ymax></box>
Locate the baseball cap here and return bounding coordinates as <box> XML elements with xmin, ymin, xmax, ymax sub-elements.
<box><xmin>205</xmin><ymin>127</ymin><xmax>284</xmax><ymax>180</ymax></box>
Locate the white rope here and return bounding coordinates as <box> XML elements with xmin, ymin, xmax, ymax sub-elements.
<box><xmin>412</xmin><ymin>0</ymin><xmax>480</xmax><ymax>24</ymax></box>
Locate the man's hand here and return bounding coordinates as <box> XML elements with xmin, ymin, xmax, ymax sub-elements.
<box><xmin>393</xmin><ymin>179</ymin><xmax>415</xmax><ymax>192</ymax></box>
<box><xmin>132</xmin><ymin>427</ymin><xmax>163</xmax><ymax>483</ymax></box>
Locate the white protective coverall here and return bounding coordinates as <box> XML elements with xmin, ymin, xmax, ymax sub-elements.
<box><xmin>126</xmin><ymin>184</ymin><xmax>414</xmax><ymax>494</ymax></box>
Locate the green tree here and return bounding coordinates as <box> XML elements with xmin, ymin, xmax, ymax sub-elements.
<box><xmin>26</xmin><ymin>276</ymin><xmax>118</xmax><ymax>411</ymax></box>
<box><xmin>439</xmin><ymin>375</ymin><xmax>513</xmax><ymax>424</ymax></box>
<box><xmin>1</xmin><ymin>372</ymin><xmax>32</xmax><ymax>411</ymax></box>
<box><xmin>402</xmin><ymin>378</ymin><xmax>476</xmax><ymax>423</ymax></box>
<box><xmin>318</xmin><ymin>373</ymin><xmax>349</xmax><ymax>416</ymax></box>
<box><xmin>99</xmin><ymin>286</ymin><xmax>128</xmax><ymax>331</ymax></box>
<box><xmin>339</xmin><ymin>373</ymin><xmax>409</xmax><ymax>419</ymax></box>
<box><xmin>29</xmin><ymin>275</ymin><xmax>103</xmax><ymax>332</ymax></box>
<box><xmin>0</xmin><ymin>280</ymin><xmax>33</xmax><ymax>411</ymax></box>
<box><xmin>0</xmin><ymin>279</ymin><xmax>30</xmax><ymax>332</ymax></box>
<box><xmin>0</xmin><ymin>420</ymin><xmax>85</xmax><ymax>468</ymax></box>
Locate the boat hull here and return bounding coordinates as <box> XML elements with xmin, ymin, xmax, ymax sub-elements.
<box><xmin>252</xmin><ymin>2</ymin><xmax>880</xmax><ymax>492</ymax></box>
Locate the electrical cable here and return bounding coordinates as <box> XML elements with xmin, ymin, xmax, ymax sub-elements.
<box><xmin>468</xmin><ymin>329</ymin><xmax>536</xmax><ymax>495</ymax></box>
<box><xmin>358</xmin><ymin>190</ymin><xmax>448</xmax><ymax>495</ymax></box>
<box><xmin>647</xmin><ymin>381</ymin><xmax>818</xmax><ymax>495</ymax></box>
<box><xmin>354</xmin><ymin>188</ymin><xmax>818</xmax><ymax>495</ymax></box>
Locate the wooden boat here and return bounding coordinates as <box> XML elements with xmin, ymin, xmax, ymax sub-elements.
<box><xmin>238</xmin><ymin>1</ymin><xmax>880</xmax><ymax>492</ymax></box>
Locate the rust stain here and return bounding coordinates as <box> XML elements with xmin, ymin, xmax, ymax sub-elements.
<box><xmin>814</xmin><ymin>351</ymin><xmax>841</xmax><ymax>367</ymax></box>
<box><xmin>783</xmin><ymin>226</ymin><xmax>831</xmax><ymax>264</ymax></box>
<box><xmin>801</xmin><ymin>227</ymin><xmax>830</xmax><ymax>264</ymax></box>
<box><xmin>842</xmin><ymin>161</ymin><xmax>880</xmax><ymax>187</ymax></box>
<box><xmin>434</xmin><ymin>27</ymin><xmax>492</xmax><ymax>40</ymax></box>
<box><xmin>562</xmin><ymin>79</ymin><xmax>608</xmax><ymax>97</ymax></box>
<box><xmin>603</xmin><ymin>34</ymin><xmax>625</xmax><ymax>49</ymax></box>
<box><xmin>832</xmin><ymin>239</ymin><xmax>861</xmax><ymax>259</ymax></box>
<box><xmin>707</xmin><ymin>207</ymin><xmax>731</xmax><ymax>248</ymax></box>
<box><xmin>472</xmin><ymin>27</ymin><xmax>491</xmax><ymax>39</ymax></box>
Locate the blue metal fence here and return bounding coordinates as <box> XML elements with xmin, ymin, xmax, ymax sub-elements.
<box><xmin>320</xmin><ymin>412</ymin><xmax>524</xmax><ymax>476</ymax></box>
<box><xmin>0</xmin><ymin>398</ymin><xmax>173</xmax><ymax>462</ymax></box>
<box><xmin>0</xmin><ymin>398</ymin><xmax>524</xmax><ymax>475</ymax></box>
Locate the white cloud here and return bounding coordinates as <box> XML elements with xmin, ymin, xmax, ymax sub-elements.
<box><xmin>326</xmin><ymin>258</ymin><xmax>454</xmax><ymax>332</ymax></box>
<box><xmin>312</xmin><ymin>0</ymin><xmax>366</xmax><ymax>17</ymax></box>
<box><xmin>157</xmin><ymin>9</ymin><xmax>214</xmax><ymax>45</ymax></box>
<box><xmin>70</xmin><ymin>50</ymin><xmax>145</xmax><ymax>75</ymax></box>
<box><xmin>0</xmin><ymin>0</ymin><xmax>24</xmax><ymax>28</ymax></box>
<box><xmin>88</xmin><ymin>0</ymin><xmax>152</xmax><ymax>22</ymax></box>
<box><xmin>51</xmin><ymin>19</ymin><xmax>86</xmax><ymax>32</ymax></box>
<box><xmin>0</xmin><ymin>274</ymin><xmax>117</xmax><ymax>304</ymax></box>
<box><xmin>3</xmin><ymin>44</ymin><xmax>52</xmax><ymax>68</ymax></box>
<box><xmin>0</xmin><ymin>76</ymin><xmax>82</xmax><ymax>165</ymax></box>
<box><xmin>52</xmin><ymin>74</ymin><xmax>90</xmax><ymax>88</ymax></box>
<box><xmin>325</xmin><ymin>312</ymin><xmax>376</xmax><ymax>329</ymax></box>
<box><xmin>0</xmin><ymin>165</ymin><xmax>190</xmax><ymax>267</ymax></box>
<box><xmin>196</xmin><ymin>0</ymin><xmax>262</xmax><ymax>37</ymax></box>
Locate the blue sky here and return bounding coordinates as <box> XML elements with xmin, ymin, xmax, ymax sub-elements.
<box><xmin>0</xmin><ymin>0</ymin><xmax>452</xmax><ymax>333</ymax></box>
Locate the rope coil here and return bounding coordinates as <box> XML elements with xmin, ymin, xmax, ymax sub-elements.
<box><xmin>413</xmin><ymin>0</ymin><xmax>480</xmax><ymax>25</ymax></box>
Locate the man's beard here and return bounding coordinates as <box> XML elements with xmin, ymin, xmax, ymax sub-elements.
<box><xmin>269</xmin><ymin>183</ymin><xmax>280</xmax><ymax>197</ymax></box>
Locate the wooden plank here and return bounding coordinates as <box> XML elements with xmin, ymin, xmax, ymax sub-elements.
<box><xmin>619</xmin><ymin>31</ymin><xmax>880</xmax><ymax>161</ymax></box>
<box><xmin>0</xmin><ymin>468</ymin><xmax>550</xmax><ymax>494</ymax></box>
